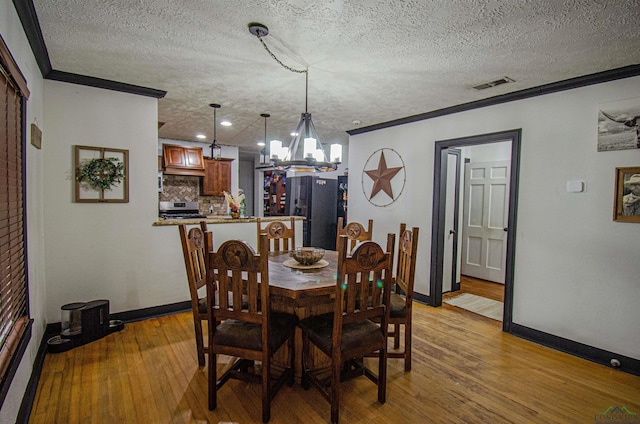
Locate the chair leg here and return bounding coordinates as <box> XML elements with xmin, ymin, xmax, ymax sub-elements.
<box><xmin>393</xmin><ymin>323</ymin><xmax>400</xmax><ymax>349</ymax></box>
<box><xmin>404</xmin><ymin>321</ymin><xmax>412</xmax><ymax>372</ymax></box>
<box><xmin>208</xmin><ymin>353</ymin><xmax>217</xmax><ymax>410</ymax></box>
<box><xmin>331</xmin><ymin>357</ymin><xmax>341</xmax><ymax>424</ymax></box>
<box><xmin>378</xmin><ymin>348</ymin><xmax>387</xmax><ymax>404</ymax></box>
<box><xmin>262</xmin><ymin>355</ymin><xmax>271</xmax><ymax>423</ymax></box>
<box><xmin>288</xmin><ymin>328</ymin><xmax>295</xmax><ymax>386</ymax></box>
<box><xmin>301</xmin><ymin>332</ymin><xmax>310</xmax><ymax>390</ymax></box>
<box><xmin>194</xmin><ymin>317</ymin><xmax>205</xmax><ymax>366</ymax></box>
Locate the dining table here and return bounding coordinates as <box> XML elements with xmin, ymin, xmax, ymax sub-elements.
<box><xmin>266</xmin><ymin>249</ymin><xmax>339</xmax><ymax>378</ymax></box>
<box><xmin>268</xmin><ymin>250</ymin><xmax>338</xmax><ymax>304</ymax></box>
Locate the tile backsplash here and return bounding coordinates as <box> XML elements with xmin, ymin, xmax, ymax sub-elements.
<box><xmin>159</xmin><ymin>175</ymin><xmax>227</xmax><ymax>215</ymax></box>
<box><xmin>160</xmin><ymin>175</ymin><xmax>198</xmax><ymax>202</ymax></box>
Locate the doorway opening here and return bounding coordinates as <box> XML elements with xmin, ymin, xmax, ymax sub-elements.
<box><xmin>429</xmin><ymin>129</ymin><xmax>521</xmax><ymax>332</ymax></box>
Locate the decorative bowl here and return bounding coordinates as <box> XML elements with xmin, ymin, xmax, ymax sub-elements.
<box><xmin>290</xmin><ymin>247</ymin><xmax>325</xmax><ymax>266</ymax></box>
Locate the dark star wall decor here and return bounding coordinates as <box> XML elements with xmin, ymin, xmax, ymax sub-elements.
<box><xmin>361</xmin><ymin>148</ymin><xmax>406</xmax><ymax>207</ymax></box>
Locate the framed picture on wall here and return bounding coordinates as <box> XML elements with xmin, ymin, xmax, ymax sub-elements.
<box><xmin>598</xmin><ymin>97</ymin><xmax>640</xmax><ymax>152</ymax></box>
<box><xmin>75</xmin><ymin>145</ymin><xmax>129</xmax><ymax>203</ymax></box>
<box><xmin>613</xmin><ymin>166</ymin><xmax>640</xmax><ymax>223</ymax></box>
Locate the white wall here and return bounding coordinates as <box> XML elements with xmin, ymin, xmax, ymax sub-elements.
<box><xmin>0</xmin><ymin>0</ymin><xmax>46</xmax><ymax>420</ymax></box>
<box><xmin>348</xmin><ymin>77</ymin><xmax>640</xmax><ymax>360</ymax></box>
<box><xmin>42</xmin><ymin>81</ymin><xmax>180</xmax><ymax>321</ymax></box>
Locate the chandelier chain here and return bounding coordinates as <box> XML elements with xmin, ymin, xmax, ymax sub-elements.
<box><xmin>256</xmin><ymin>35</ymin><xmax>307</xmax><ymax>74</ymax></box>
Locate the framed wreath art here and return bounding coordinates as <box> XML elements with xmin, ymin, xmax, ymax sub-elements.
<box><xmin>77</xmin><ymin>157</ymin><xmax>125</xmax><ymax>190</ymax></box>
<box><xmin>74</xmin><ymin>145</ymin><xmax>129</xmax><ymax>203</ymax></box>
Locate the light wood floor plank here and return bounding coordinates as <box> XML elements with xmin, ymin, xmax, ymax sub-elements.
<box><xmin>29</xmin><ymin>303</ymin><xmax>640</xmax><ymax>423</ymax></box>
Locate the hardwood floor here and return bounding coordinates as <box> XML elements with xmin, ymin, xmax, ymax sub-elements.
<box><xmin>29</xmin><ymin>305</ymin><xmax>640</xmax><ymax>423</ymax></box>
<box><xmin>444</xmin><ymin>275</ymin><xmax>505</xmax><ymax>302</ymax></box>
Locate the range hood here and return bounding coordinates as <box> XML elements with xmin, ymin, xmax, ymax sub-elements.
<box><xmin>162</xmin><ymin>144</ymin><xmax>205</xmax><ymax>176</ymax></box>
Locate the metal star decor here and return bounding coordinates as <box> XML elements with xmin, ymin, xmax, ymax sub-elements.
<box><xmin>364</xmin><ymin>151</ymin><xmax>403</xmax><ymax>200</ymax></box>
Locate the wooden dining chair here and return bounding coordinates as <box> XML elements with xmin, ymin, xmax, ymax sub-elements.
<box><xmin>257</xmin><ymin>217</ymin><xmax>296</xmax><ymax>253</ymax></box>
<box><xmin>206</xmin><ymin>234</ymin><xmax>298</xmax><ymax>423</ymax></box>
<box><xmin>178</xmin><ymin>224</ymin><xmax>213</xmax><ymax>366</ymax></box>
<box><xmin>336</xmin><ymin>217</ymin><xmax>373</xmax><ymax>252</ymax></box>
<box><xmin>387</xmin><ymin>223</ymin><xmax>419</xmax><ymax>371</ymax></box>
<box><xmin>299</xmin><ymin>234</ymin><xmax>395</xmax><ymax>424</ymax></box>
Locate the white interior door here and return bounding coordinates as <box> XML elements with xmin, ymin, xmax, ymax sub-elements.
<box><xmin>461</xmin><ymin>160</ymin><xmax>510</xmax><ymax>283</ymax></box>
<box><xmin>442</xmin><ymin>152</ymin><xmax>459</xmax><ymax>292</ymax></box>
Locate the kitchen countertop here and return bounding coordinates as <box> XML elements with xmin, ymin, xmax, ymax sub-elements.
<box><xmin>153</xmin><ymin>215</ymin><xmax>305</xmax><ymax>226</ymax></box>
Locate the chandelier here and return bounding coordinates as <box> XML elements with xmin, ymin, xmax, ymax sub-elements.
<box><xmin>249</xmin><ymin>22</ymin><xmax>342</xmax><ymax>172</ymax></box>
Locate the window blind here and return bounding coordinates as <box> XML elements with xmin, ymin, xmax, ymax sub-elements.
<box><xmin>0</xmin><ymin>58</ymin><xmax>28</xmax><ymax>387</ymax></box>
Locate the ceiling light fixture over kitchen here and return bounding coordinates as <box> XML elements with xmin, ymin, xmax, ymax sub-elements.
<box><xmin>249</xmin><ymin>22</ymin><xmax>341</xmax><ymax>172</ymax></box>
<box><xmin>209</xmin><ymin>103</ymin><xmax>222</xmax><ymax>160</ymax></box>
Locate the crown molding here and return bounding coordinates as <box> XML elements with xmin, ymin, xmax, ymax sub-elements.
<box><xmin>348</xmin><ymin>64</ymin><xmax>640</xmax><ymax>136</ymax></box>
<box><xmin>13</xmin><ymin>0</ymin><xmax>166</xmax><ymax>98</ymax></box>
<box><xmin>12</xmin><ymin>0</ymin><xmax>51</xmax><ymax>76</ymax></box>
<box><xmin>46</xmin><ymin>70</ymin><xmax>166</xmax><ymax>98</ymax></box>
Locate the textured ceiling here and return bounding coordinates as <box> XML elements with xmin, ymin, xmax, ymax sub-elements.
<box><xmin>32</xmin><ymin>0</ymin><xmax>640</xmax><ymax>154</ymax></box>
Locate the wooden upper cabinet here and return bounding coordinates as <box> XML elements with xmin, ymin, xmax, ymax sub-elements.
<box><xmin>162</xmin><ymin>144</ymin><xmax>205</xmax><ymax>176</ymax></box>
<box><xmin>201</xmin><ymin>158</ymin><xmax>233</xmax><ymax>196</ymax></box>
<box><xmin>184</xmin><ymin>147</ymin><xmax>205</xmax><ymax>168</ymax></box>
<box><xmin>163</xmin><ymin>144</ymin><xmax>187</xmax><ymax>167</ymax></box>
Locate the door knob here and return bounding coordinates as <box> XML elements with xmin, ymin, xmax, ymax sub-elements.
<box><xmin>503</xmin><ymin>227</ymin><xmax>508</xmax><ymax>232</ymax></box>
<box><xmin>449</xmin><ymin>229</ymin><xmax>456</xmax><ymax>235</ymax></box>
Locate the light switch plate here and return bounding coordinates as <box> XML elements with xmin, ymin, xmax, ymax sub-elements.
<box><xmin>566</xmin><ymin>180</ymin><xmax>584</xmax><ymax>193</ymax></box>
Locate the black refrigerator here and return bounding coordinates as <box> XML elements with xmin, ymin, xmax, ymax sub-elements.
<box><xmin>337</xmin><ymin>175</ymin><xmax>348</xmax><ymax>226</ymax></box>
<box><xmin>285</xmin><ymin>176</ymin><xmax>338</xmax><ymax>250</ymax></box>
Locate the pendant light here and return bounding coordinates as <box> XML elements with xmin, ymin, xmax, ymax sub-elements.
<box><xmin>209</xmin><ymin>103</ymin><xmax>222</xmax><ymax>160</ymax></box>
<box><xmin>249</xmin><ymin>22</ymin><xmax>341</xmax><ymax>172</ymax></box>
<box><xmin>259</xmin><ymin>113</ymin><xmax>270</xmax><ymax>164</ymax></box>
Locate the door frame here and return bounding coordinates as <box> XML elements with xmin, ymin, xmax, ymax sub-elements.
<box><xmin>444</xmin><ymin>149</ymin><xmax>462</xmax><ymax>292</ymax></box>
<box><xmin>429</xmin><ymin>129</ymin><xmax>521</xmax><ymax>332</ymax></box>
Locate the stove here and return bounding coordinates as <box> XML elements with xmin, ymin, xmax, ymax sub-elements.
<box><xmin>159</xmin><ymin>201</ymin><xmax>206</xmax><ymax>220</ymax></box>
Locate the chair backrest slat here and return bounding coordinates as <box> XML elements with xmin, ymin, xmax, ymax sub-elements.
<box><xmin>231</xmin><ymin>270</ymin><xmax>244</xmax><ymax>311</ymax></box>
<box><xmin>247</xmin><ymin>272</ymin><xmax>259</xmax><ymax>314</ymax></box>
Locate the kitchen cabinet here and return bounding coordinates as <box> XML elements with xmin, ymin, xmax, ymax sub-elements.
<box><xmin>201</xmin><ymin>158</ymin><xmax>233</xmax><ymax>196</ymax></box>
<box><xmin>162</xmin><ymin>144</ymin><xmax>205</xmax><ymax>176</ymax></box>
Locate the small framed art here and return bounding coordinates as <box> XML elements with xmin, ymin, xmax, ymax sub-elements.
<box><xmin>613</xmin><ymin>166</ymin><xmax>640</xmax><ymax>223</ymax></box>
<box><xmin>75</xmin><ymin>145</ymin><xmax>129</xmax><ymax>203</ymax></box>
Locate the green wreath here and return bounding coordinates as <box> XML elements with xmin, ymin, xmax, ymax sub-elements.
<box><xmin>76</xmin><ymin>157</ymin><xmax>125</xmax><ymax>190</ymax></box>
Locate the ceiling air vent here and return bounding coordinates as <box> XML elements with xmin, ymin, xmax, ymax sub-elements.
<box><xmin>473</xmin><ymin>76</ymin><xmax>515</xmax><ymax>90</ymax></box>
